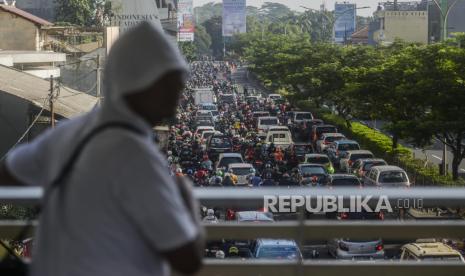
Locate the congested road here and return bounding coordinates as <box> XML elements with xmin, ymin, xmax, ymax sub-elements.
<box><xmin>163</xmin><ymin>60</ymin><xmax>465</xmax><ymax>262</ymax></box>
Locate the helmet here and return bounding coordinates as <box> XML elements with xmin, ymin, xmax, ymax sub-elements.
<box><xmin>176</xmin><ymin>168</ymin><xmax>183</xmax><ymax>174</ymax></box>
<box><xmin>167</xmin><ymin>151</ymin><xmax>172</xmax><ymax>156</ymax></box>
<box><xmin>228</xmin><ymin>246</ymin><xmax>239</xmax><ymax>255</ymax></box>
<box><xmin>207</xmin><ymin>209</ymin><xmax>215</xmax><ymax>216</ymax></box>
<box><xmin>216</xmin><ymin>250</ymin><xmax>225</xmax><ymax>259</ymax></box>
<box><xmin>187</xmin><ymin>169</ymin><xmax>194</xmax><ymax>175</ymax></box>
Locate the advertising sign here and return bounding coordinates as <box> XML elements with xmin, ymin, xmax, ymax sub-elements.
<box><xmin>109</xmin><ymin>0</ymin><xmax>162</xmax><ymax>33</ymax></box>
<box><xmin>178</xmin><ymin>0</ymin><xmax>195</xmax><ymax>42</ymax></box>
<box><xmin>334</xmin><ymin>3</ymin><xmax>356</xmax><ymax>43</ymax></box>
<box><xmin>222</xmin><ymin>0</ymin><xmax>247</xmax><ymax>37</ymax></box>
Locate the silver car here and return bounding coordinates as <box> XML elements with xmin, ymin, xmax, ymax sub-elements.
<box><xmin>363</xmin><ymin>165</ymin><xmax>411</xmax><ymax>187</ymax></box>
<box><xmin>327</xmin><ymin>238</ymin><xmax>385</xmax><ymax>259</ymax></box>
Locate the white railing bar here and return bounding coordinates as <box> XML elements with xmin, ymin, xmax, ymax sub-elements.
<box><xmin>2</xmin><ymin>187</ymin><xmax>465</xmax><ymax>208</ymax></box>
<box><xmin>2</xmin><ymin>220</ymin><xmax>465</xmax><ymax>240</ymax></box>
<box><xmin>200</xmin><ymin>260</ymin><xmax>465</xmax><ymax>276</ymax></box>
<box><xmin>204</xmin><ymin>220</ymin><xmax>465</xmax><ymax>240</ymax></box>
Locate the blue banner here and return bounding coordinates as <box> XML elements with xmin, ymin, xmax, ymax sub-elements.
<box><xmin>334</xmin><ymin>3</ymin><xmax>356</xmax><ymax>43</ymax></box>
<box><xmin>222</xmin><ymin>0</ymin><xmax>247</xmax><ymax>37</ymax></box>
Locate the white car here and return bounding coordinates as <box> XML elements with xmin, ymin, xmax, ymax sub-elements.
<box><xmin>227</xmin><ymin>163</ymin><xmax>255</xmax><ymax>186</ymax></box>
<box><xmin>195</xmin><ymin>126</ymin><xmax>215</xmax><ymax>136</ymax></box>
<box><xmin>316</xmin><ymin>133</ymin><xmax>346</xmax><ymax>153</ymax></box>
<box><xmin>339</xmin><ymin>150</ymin><xmax>374</xmax><ymax>173</ymax></box>
<box><xmin>257</xmin><ymin>116</ymin><xmax>279</xmax><ymax>134</ymax></box>
<box><xmin>267</xmin><ymin>94</ymin><xmax>282</xmax><ymax>102</ymax></box>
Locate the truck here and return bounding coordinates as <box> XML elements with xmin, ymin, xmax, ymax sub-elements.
<box><xmin>194</xmin><ymin>88</ymin><xmax>215</xmax><ymax>105</ymax></box>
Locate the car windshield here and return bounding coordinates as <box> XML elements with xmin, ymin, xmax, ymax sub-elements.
<box><xmin>326</xmin><ymin>136</ymin><xmax>344</xmax><ymax>142</ymax></box>
<box><xmin>331</xmin><ymin>178</ymin><xmax>361</xmax><ymax>186</ymax></box>
<box><xmin>260</xmin><ymin>119</ymin><xmax>278</xmax><ymax>125</ymax></box>
<box><xmin>203</xmin><ymin>132</ymin><xmax>215</xmax><ymax>140</ymax></box>
<box><xmin>257</xmin><ymin>247</ymin><xmax>299</xmax><ymax>260</ymax></box>
<box><xmin>294</xmin><ymin>146</ymin><xmax>310</xmax><ymax>153</ymax></box>
<box><xmin>296</xmin><ymin>113</ymin><xmax>312</xmax><ymax>120</ymax></box>
<box><xmin>379</xmin><ymin>171</ymin><xmax>408</xmax><ymax>183</ymax></box>
<box><xmin>350</xmin><ymin>153</ymin><xmax>374</xmax><ymax>161</ymax></box>
<box><xmin>301</xmin><ymin>166</ymin><xmax>326</xmax><ymax>175</ymax></box>
<box><xmin>210</xmin><ymin>138</ymin><xmax>231</xmax><ymax>147</ymax></box>
<box><xmin>210</xmin><ymin>111</ymin><xmax>219</xmax><ymax>116</ymax></box>
<box><xmin>231</xmin><ymin>167</ymin><xmax>253</xmax><ymax>175</ymax></box>
<box><xmin>338</xmin><ymin>143</ymin><xmax>360</xmax><ymax>151</ymax></box>
<box><xmin>307</xmin><ymin>157</ymin><xmax>330</xmax><ymax>164</ymax></box>
<box><xmin>201</xmin><ymin>105</ymin><xmax>216</xmax><ymax>111</ymax></box>
<box><xmin>221</xmin><ymin>95</ymin><xmax>234</xmax><ymax>101</ymax></box>
<box><xmin>363</xmin><ymin>161</ymin><xmax>387</xmax><ymax>171</ymax></box>
<box><xmin>254</xmin><ymin>113</ymin><xmax>269</xmax><ymax>118</ymax></box>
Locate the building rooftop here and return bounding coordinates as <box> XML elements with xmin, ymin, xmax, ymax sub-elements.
<box><xmin>0</xmin><ymin>4</ymin><xmax>52</xmax><ymax>26</ymax></box>
<box><xmin>0</xmin><ymin>65</ymin><xmax>97</xmax><ymax>118</ymax></box>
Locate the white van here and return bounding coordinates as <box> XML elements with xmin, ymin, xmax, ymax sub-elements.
<box><xmin>265</xmin><ymin>130</ymin><xmax>293</xmax><ymax>149</ymax></box>
<box><xmin>257</xmin><ymin>116</ymin><xmax>279</xmax><ymax>134</ymax></box>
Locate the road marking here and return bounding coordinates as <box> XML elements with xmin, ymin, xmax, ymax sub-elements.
<box><xmin>431</xmin><ymin>154</ymin><xmax>442</xmax><ymax>161</ymax></box>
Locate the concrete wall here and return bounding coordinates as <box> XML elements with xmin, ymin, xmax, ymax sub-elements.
<box><xmin>0</xmin><ymin>92</ymin><xmax>29</xmax><ymax>156</ymax></box>
<box><xmin>383</xmin><ymin>10</ymin><xmax>429</xmax><ymax>44</ymax></box>
<box><xmin>15</xmin><ymin>0</ymin><xmax>55</xmax><ymax>22</ymax></box>
<box><xmin>0</xmin><ymin>10</ymin><xmax>39</xmax><ymax>50</ymax></box>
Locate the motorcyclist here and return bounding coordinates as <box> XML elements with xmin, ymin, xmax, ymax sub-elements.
<box><xmin>203</xmin><ymin>209</ymin><xmax>219</xmax><ymax>224</ymax></box>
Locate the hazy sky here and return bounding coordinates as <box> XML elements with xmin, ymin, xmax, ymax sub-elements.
<box><xmin>192</xmin><ymin>0</ymin><xmax>380</xmax><ymax>17</ymax></box>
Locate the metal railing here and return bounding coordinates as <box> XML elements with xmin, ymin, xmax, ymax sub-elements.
<box><xmin>1</xmin><ymin>187</ymin><xmax>465</xmax><ymax>276</ymax></box>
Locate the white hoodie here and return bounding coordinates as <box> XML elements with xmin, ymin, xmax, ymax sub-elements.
<box><xmin>6</xmin><ymin>22</ymin><xmax>197</xmax><ymax>276</ymax></box>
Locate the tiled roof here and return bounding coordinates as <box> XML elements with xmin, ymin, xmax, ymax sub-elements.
<box><xmin>351</xmin><ymin>26</ymin><xmax>369</xmax><ymax>39</ymax></box>
<box><xmin>0</xmin><ymin>4</ymin><xmax>52</xmax><ymax>26</ymax></box>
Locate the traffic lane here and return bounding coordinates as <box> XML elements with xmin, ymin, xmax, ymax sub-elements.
<box><xmin>412</xmin><ymin>149</ymin><xmax>465</xmax><ymax>177</ymax></box>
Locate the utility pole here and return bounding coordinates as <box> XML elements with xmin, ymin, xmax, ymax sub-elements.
<box><xmin>442</xmin><ymin>136</ymin><xmax>447</xmax><ymax>175</ymax></box>
<box><xmin>96</xmin><ymin>54</ymin><xmax>101</xmax><ymax>106</ymax></box>
<box><xmin>49</xmin><ymin>75</ymin><xmax>55</xmax><ymax>128</ymax></box>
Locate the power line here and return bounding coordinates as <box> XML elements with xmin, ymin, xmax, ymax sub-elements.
<box><xmin>56</xmin><ymin>57</ymin><xmax>97</xmax><ymax>68</ymax></box>
<box><xmin>0</xmin><ymin>96</ymin><xmax>51</xmax><ymax>162</ymax></box>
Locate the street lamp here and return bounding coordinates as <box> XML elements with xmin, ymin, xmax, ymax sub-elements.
<box><xmin>300</xmin><ymin>5</ymin><xmax>370</xmax><ymax>43</ymax></box>
<box><xmin>431</xmin><ymin>0</ymin><xmax>460</xmax><ymax>41</ymax></box>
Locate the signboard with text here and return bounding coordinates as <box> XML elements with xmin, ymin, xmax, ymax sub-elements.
<box><xmin>222</xmin><ymin>0</ymin><xmax>247</xmax><ymax>37</ymax></box>
<box><xmin>334</xmin><ymin>3</ymin><xmax>356</xmax><ymax>43</ymax></box>
<box><xmin>110</xmin><ymin>0</ymin><xmax>162</xmax><ymax>33</ymax></box>
<box><xmin>178</xmin><ymin>0</ymin><xmax>195</xmax><ymax>42</ymax></box>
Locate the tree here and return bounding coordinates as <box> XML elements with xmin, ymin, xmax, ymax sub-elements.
<box><xmin>259</xmin><ymin>2</ymin><xmax>292</xmax><ymax>19</ymax></box>
<box><xmin>55</xmin><ymin>0</ymin><xmax>95</xmax><ymax>26</ymax></box>
<box><xmin>178</xmin><ymin>42</ymin><xmax>196</xmax><ymax>62</ymax></box>
<box><xmin>194</xmin><ymin>25</ymin><xmax>212</xmax><ymax>56</ymax></box>
<box><xmin>202</xmin><ymin>16</ymin><xmax>224</xmax><ymax>58</ymax></box>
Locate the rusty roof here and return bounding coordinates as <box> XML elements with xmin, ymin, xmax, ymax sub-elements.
<box><xmin>0</xmin><ymin>4</ymin><xmax>52</xmax><ymax>26</ymax></box>
<box><xmin>351</xmin><ymin>26</ymin><xmax>369</xmax><ymax>39</ymax></box>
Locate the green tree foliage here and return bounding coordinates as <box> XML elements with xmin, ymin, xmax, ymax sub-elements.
<box><xmin>194</xmin><ymin>25</ymin><xmax>212</xmax><ymax>56</ymax></box>
<box><xmin>178</xmin><ymin>42</ymin><xmax>197</xmax><ymax>62</ymax></box>
<box><xmin>238</xmin><ymin>32</ymin><xmax>465</xmax><ymax>180</ymax></box>
<box><xmin>202</xmin><ymin>16</ymin><xmax>223</xmax><ymax>58</ymax></box>
<box><xmin>55</xmin><ymin>0</ymin><xmax>95</xmax><ymax>26</ymax></box>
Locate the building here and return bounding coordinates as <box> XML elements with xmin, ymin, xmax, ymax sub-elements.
<box><xmin>428</xmin><ymin>0</ymin><xmax>465</xmax><ymax>43</ymax></box>
<box><xmin>351</xmin><ymin>26</ymin><xmax>369</xmax><ymax>45</ymax></box>
<box><xmin>370</xmin><ymin>1</ymin><xmax>429</xmax><ymax>45</ymax></box>
<box><xmin>0</xmin><ymin>51</ymin><xmax>66</xmax><ymax>78</ymax></box>
<box><xmin>0</xmin><ymin>64</ymin><xmax>97</xmax><ymax>156</ymax></box>
<box><xmin>0</xmin><ymin>3</ymin><xmax>53</xmax><ymax>51</ymax></box>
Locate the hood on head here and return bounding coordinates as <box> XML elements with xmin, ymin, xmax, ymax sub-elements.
<box><xmin>102</xmin><ymin>21</ymin><xmax>189</xmax><ymax>119</ymax></box>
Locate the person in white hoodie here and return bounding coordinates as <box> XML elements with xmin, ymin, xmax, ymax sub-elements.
<box><xmin>0</xmin><ymin>22</ymin><xmax>204</xmax><ymax>276</ymax></box>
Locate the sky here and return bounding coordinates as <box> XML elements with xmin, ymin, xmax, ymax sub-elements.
<box><xmin>192</xmin><ymin>0</ymin><xmax>381</xmax><ymax>17</ymax></box>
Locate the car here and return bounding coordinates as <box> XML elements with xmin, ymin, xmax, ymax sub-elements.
<box><xmin>198</xmin><ymin>103</ymin><xmax>218</xmax><ymax>111</ymax></box>
<box><xmin>265</xmin><ymin>129</ymin><xmax>293</xmax><ymax>149</ymax></box>
<box><xmin>292</xmin><ymin>143</ymin><xmax>313</xmax><ymax>162</ymax></box>
<box><xmin>297</xmin><ymin>164</ymin><xmax>328</xmax><ymax>186</ymax></box>
<box><xmin>316</xmin><ymin>133</ymin><xmax>346</xmax><ymax>153</ymax></box>
<box><xmin>351</xmin><ymin>158</ymin><xmax>388</xmax><ymax>178</ymax></box>
<box><xmin>251</xmin><ymin>239</ymin><xmax>302</xmax><ymax>260</ymax></box>
<box><xmin>227</xmin><ymin>163</ymin><xmax>255</xmax><ymax>186</ymax></box>
<box><xmin>293</xmin><ymin>112</ymin><xmax>313</xmax><ymax>124</ymax></box>
<box><xmin>325</xmin><ymin>174</ymin><xmax>362</xmax><ymax>188</ymax></box>
<box><xmin>207</xmin><ymin>135</ymin><xmax>233</xmax><ymax>159</ymax></box>
<box><xmin>252</xmin><ymin>111</ymin><xmax>270</xmax><ymax>123</ymax></box>
<box><xmin>304</xmin><ymin>154</ymin><xmax>335</xmax><ymax>174</ymax></box>
<box><xmin>219</xmin><ymin>93</ymin><xmax>236</xmax><ymax>105</ymax></box>
<box><xmin>400</xmin><ymin>242</ymin><xmax>465</xmax><ymax>262</ymax></box>
<box><xmin>311</xmin><ymin>124</ymin><xmax>338</xmax><ymax>145</ymax></box>
<box><xmin>363</xmin><ymin>165</ymin><xmax>411</xmax><ymax>187</ymax></box>
<box><xmin>326</xmin><ymin>140</ymin><xmax>361</xmax><ymax>166</ymax></box>
<box><xmin>257</xmin><ymin>116</ymin><xmax>279</xmax><ymax>133</ymax></box>
<box><xmin>246</xmin><ymin>95</ymin><xmax>261</xmax><ymax>104</ymax></box>
<box><xmin>194</xmin><ymin>118</ymin><xmax>215</xmax><ymax>127</ymax></box>
<box><xmin>327</xmin><ymin>238</ymin><xmax>385</xmax><ymax>260</ymax></box>
<box><xmin>339</xmin><ymin>150</ymin><xmax>375</xmax><ymax>173</ymax></box>
<box><xmin>267</xmin><ymin>94</ymin><xmax>282</xmax><ymax>102</ymax></box>
<box><xmin>195</xmin><ymin>126</ymin><xmax>215</xmax><ymax>136</ymax></box>
<box><xmin>235</xmin><ymin>211</ymin><xmax>274</xmax><ymax>223</ymax></box>
<box><xmin>216</xmin><ymin>153</ymin><xmax>244</xmax><ymax>170</ymax></box>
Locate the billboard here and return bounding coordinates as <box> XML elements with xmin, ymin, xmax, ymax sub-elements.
<box><xmin>109</xmin><ymin>0</ymin><xmax>162</xmax><ymax>33</ymax></box>
<box><xmin>178</xmin><ymin>0</ymin><xmax>195</xmax><ymax>42</ymax></box>
<box><xmin>222</xmin><ymin>0</ymin><xmax>247</xmax><ymax>37</ymax></box>
<box><xmin>334</xmin><ymin>3</ymin><xmax>356</xmax><ymax>43</ymax></box>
